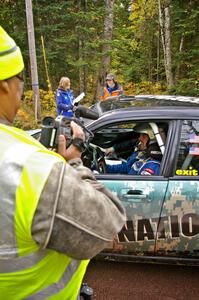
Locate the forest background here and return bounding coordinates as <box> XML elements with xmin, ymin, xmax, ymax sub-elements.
<box><xmin>0</xmin><ymin>0</ymin><xmax>199</xmax><ymax>129</ymax></box>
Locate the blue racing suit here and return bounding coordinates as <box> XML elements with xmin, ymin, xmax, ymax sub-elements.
<box><xmin>55</xmin><ymin>88</ymin><xmax>74</xmax><ymax>117</ymax></box>
<box><xmin>106</xmin><ymin>149</ymin><xmax>160</xmax><ymax>176</ymax></box>
<box><xmin>106</xmin><ymin>148</ymin><xmax>146</xmax><ymax>174</ymax></box>
<box><xmin>130</xmin><ymin>158</ymin><xmax>161</xmax><ymax>175</ymax></box>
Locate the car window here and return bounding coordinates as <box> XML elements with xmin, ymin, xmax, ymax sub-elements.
<box><xmin>90</xmin><ymin>122</ymin><xmax>137</xmax><ymax>149</ymax></box>
<box><xmin>90</xmin><ymin>121</ymin><xmax>168</xmax><ymax>176</ymax></box>
<box><xmin>176</xmin><ymin>120</ymin><xmax>199</xmax><ymax>176</ymax></box>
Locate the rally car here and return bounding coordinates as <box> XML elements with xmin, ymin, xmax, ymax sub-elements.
<box><xmin>84</xmin><ymin>95</ymin><xmax>199</xmax><ymax>266</ymax></box>
<box><xmin>31</xmin><ymin>95</ymin><xmax>199</xmax><ymax>265</ymax></box>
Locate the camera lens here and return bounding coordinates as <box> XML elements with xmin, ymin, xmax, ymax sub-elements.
<box><xmin>42</xmin><ymin>116</ymin><xmax>55</xmax><ymax>126</ymax></box>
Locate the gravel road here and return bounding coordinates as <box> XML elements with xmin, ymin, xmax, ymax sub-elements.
<box><xmin>84</xmin><ymin>260</ymin><xmax>199</xmax><ymax>300</ymax></box>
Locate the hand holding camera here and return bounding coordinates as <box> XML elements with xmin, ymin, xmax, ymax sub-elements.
<box><xmin>40</xmin><ymin>101</ymin><xmax>99</xmax><ymax>161</ymax></box>
<box><xmin>58</xmin><ymin>121</ymin><xmax>85</xmax><ymax>161</ymax></box>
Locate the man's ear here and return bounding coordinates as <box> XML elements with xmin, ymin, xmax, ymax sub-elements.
<box><xmin>0</xmin><ymin>80</ymin><xmax>9</xmax><ymax>94</ymax></box>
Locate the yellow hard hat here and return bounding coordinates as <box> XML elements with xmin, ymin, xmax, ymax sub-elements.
<box><xmin>0</xmin><ymin>26</ymin><xmax>24</xmax><ymax>80</ymax></box>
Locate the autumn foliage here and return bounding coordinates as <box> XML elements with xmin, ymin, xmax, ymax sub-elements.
<box><xmin>14</xmin><ymin>89</ymin><xmax>57</xmax><ymax>130</ymax></box>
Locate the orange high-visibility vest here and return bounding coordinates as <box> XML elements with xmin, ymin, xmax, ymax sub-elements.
<box><xmin>100</xmin><ymin>86</ymin><xmax>123</xmax><ymax>101</ymax></box>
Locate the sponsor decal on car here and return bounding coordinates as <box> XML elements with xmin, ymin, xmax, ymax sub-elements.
<box><xmin>176</xmin><ymin>167</ymin><xmax>198</xmax><ymax>176</ymax></box>
<box><xmin>118</xmin><ymin>213</ymin><xmax>199</xmax><ymax>243</ymax></box>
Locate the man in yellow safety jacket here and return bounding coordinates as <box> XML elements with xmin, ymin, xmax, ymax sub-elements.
<box><xmin>0</xmin><ymin>26</ymin><xmax>126</xmax><ymax>300</ymax></box>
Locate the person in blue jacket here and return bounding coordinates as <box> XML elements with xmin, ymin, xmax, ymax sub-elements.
<box><xmin>55</xmin><ymin>76</ymin><xmax>74</xmax><ymax>117</ymax></box>
<box><xmin>106</xmin><ymin>124</ymin><xmax>162</xmax><ymax>176</ymax></box>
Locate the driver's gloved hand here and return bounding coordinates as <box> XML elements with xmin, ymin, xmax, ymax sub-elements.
<box><xmin>92</xmin><ymin>170</ymin><xmax>100</xmax><ymax>174</ymax></box>
<box><xmin>72</xmin><ymin>105</ymin><xmax>76</xmax><ymax>112</ymax></box>
<box><xmin>105</xmin><ymin>147</ymin><xmax>114</xmax><ymax>156</ymax></box>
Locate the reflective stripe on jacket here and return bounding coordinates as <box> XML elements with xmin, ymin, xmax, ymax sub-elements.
<box><xmin>0</xmin><ymin>124</ymin><xmax>88</xmax><ymax>300</ymax></box>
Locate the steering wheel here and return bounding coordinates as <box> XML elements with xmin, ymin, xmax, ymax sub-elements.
<box><xmin>92</xmin><ymin>147</ymin><xmax>107</xmax><ymax>173</ymax></box>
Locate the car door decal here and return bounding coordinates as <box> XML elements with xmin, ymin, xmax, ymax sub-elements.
<box><xmin>118</xmin><ymin>213</ymin><xmax>199</xmax><ymax>243</ymax></box>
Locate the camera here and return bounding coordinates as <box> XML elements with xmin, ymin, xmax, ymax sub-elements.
<box><xmin>40</xmin><ymin>115</ymin><xmax>73</xmax><ymax>149</ymax></box>
<box><xmin>40</xmin><ymin>105</ymin><xmax>99</xmax><ymax>149</ymax></box>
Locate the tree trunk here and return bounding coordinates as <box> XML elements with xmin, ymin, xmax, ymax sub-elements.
<box><xmin>25</xmin><ymin>0</ymin><xmax>41</xmax><ymax>122</ymax></box>
<box><xmin>164</xmin><ymin>5</ymin><xmax>173</xmax><ymax>89</ymax></box>
<box><xmin>95</xmin><ymin>0</ymin><xmax>115</xmax><ymax>99</ymax></box>
<box><xmin>79</xmin><ymin>38</ymin><xmax>84</xmax><ymax>93</ymax></box>
<box><xmin>158</xmin><ymin>0</ymin><xmax>166</xmax><ymax>69</ymax></box>
<box><xmin>79</xmin><ymin>0</ymin><xmax>87</xmax><ymax>94</ymax></box>
<box><xmin>157</xmin><ymin>23</ymin><xmax>160</xmax><ymax>82</ymax></box>
<box><xmin>102</xmin><ymin>0</ymin><xmax>114</xmax><ymax>75</ymax></box>
<box><xmin>158</xmin><ymin>0</ymin><xmax>173</xmax><ymax>89</ymax></box>
<box><xmin>175</xmin><ymin>34</ymin><xmax>184</xmax><ymax>82</ymax></box>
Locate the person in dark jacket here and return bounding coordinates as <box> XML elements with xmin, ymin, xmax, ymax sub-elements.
<box><xmin>55</xmin><ymin>76</ymin><xmax>74</xmax><ymax>117</ymax></box>
<box><xmin>100</xmin><ymin>73</ymin><xmax>123</xmax><ymax>101</ymax></box>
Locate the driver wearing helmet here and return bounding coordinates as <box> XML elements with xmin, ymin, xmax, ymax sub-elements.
<box><xmin>106</xmin><ymin>123</ymin><xmax>162</xmax><ymax>175</ymax></box>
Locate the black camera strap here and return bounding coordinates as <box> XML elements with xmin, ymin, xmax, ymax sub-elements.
<box><xmin>70</xmin><ymin>138</ymin><xmax>87</xmax><ymax>153</ymax></box>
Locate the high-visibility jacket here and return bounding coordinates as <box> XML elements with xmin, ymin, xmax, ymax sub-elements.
<box><xmin>0</xmin><ymin>123</ymin><xmax>89</xmax><ymax>300</ymax></box>
<box><xmin>100</xmin><ymin>83</ymin><xmax>123</xmax><ymax>101</ymax></box>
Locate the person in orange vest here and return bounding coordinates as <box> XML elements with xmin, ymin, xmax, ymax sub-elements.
<box><xmin>100</xmin><ymin>73</ymin><xmax>123</xmax><ymax>101</ymax></box>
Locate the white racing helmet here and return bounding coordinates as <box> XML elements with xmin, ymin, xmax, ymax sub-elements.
<box><xmin>133</xmin><ymin>123</ymin><xmax>155</xmax><ymax>140</ymax></box>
